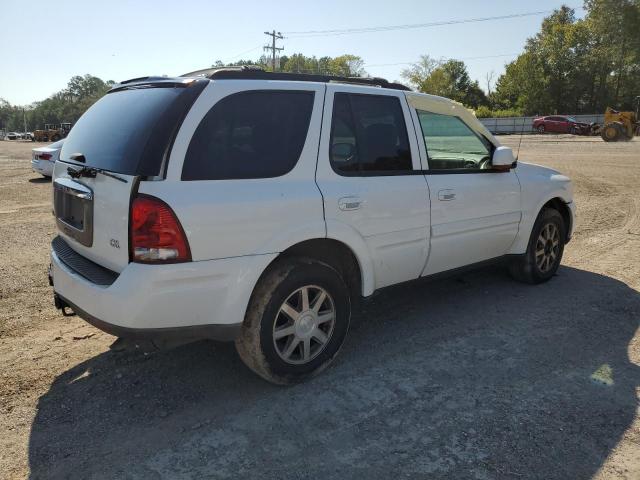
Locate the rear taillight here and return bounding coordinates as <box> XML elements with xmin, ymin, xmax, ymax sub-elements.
<box><xmin>39</xmin><ymin>153</ymin><xmax>52</xmax><ymax>160</ymax></box>
<box><xmin>130</xmin><ymin>194</ymin><xmax>191</xmax><ymax>264</ymax></box>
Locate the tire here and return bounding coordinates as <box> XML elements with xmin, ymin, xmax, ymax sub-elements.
<box><xmin>509</xmin><ymin>208</ymin><xmax>566</xmax><ymax>284</ymax></box>
<box><xmin>570</xmin><ymin>126</ymin><xmax>577</xmax><ymax>135</ymax></box>
<box><xmin>235</xmin><ymin>257</ymin><xmax>351</xmax><ymax>385</ymax></box>
<box><xmin>601</xmin><ymin>123</ymin><xmax>621</xmax><ymax>142</ymax></box>
<box><xmin>537</xmin><ymin>125</ymin><xmax>545</xmax><ymax>134</ymax></box>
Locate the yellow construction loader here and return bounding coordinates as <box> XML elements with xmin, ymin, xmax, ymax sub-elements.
<box><xmin>32</xmin><ymin>122</ymin><xmax>72</xmax><ymax>142</ymax></box>
<box><xmin>600</xmin><ymin>97</ymin><xmax>640</xmax><ymax>142</ymax></box>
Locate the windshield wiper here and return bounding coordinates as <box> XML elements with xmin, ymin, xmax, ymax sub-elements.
<box><xmin>67</xmin><ymin>165</ymin><xmax>128</xmax><ymax>183</ymax></box>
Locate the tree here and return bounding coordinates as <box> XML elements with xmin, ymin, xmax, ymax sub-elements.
<box><xmin>492</xmin><ymin>2</ymin><xmax>640</xmax><ymax>115</ymax></box>
<box><xmin>400</xmin><ymin>55</ymin><xmax>439</xmax><ymax>90</ymax></box>
<box><xmin>330</xmin><ymin>54</ymin><xmax>366</xmax><ymax>77</ymax></box>
<box><xmin>583</xmin><ymin>0</ymin><xmax>640</xmax><ymax>110</ymax></box>
<box><xmin>401</xmin><ymin>57</ymin><xmax>488</xmax><ymax>108</ymax></box>
<box><xmin>213</xmin><ymin>53</ymin><xmax>366</xmax><ymax>77</ymax></box>
<box><xmin>0</xmin><ymin>75</ymin><xmax>115</xmax><ymax>132</ymax></box>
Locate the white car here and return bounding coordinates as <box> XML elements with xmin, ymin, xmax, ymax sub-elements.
<box><xmin>32</xmin><ymin>140</ymin><xmax>64</xmax><ymax>177</ymax></box>
<box><xmin>49</xmin><ymin>68</ymin><xmax>575</xmax><ymax>384</ymax></box>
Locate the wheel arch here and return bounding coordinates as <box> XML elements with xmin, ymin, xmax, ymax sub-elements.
<box><xmin>509</xmin><ymin>195</ymin><xmax>574</xmax><ymax>255</ymax></box>
<box><xmin>254</xmin><ymin>238</ymin><xmax>370</xmax><ymax>307</ymax></box>
<box><xmin>542</xmin><ymin>197</ymin><xmax>572</xmax><ymax>242</ymax></box>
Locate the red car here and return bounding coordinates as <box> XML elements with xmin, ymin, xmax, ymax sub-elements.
<box><xmin>533</xmin><ymin>115</ymin><xmax>592</xmax><ymax>135</ymax></box>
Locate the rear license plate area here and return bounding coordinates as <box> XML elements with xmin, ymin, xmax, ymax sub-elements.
<box><xmin>53</xmin><ymin>177</ymin><xmax>94</xmax><ymax>247</ymax></box>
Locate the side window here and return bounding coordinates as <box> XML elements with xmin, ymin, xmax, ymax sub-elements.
<box><xmin>416</xmin><ymin>110</ymin><xmax>492</xmax><ymax>171</ymax></box>
<box><xmin>330</xmin><ymin>93</ymin><xmax>412</xmax><ymax>175</ymax></box>
<box><xmin>182</xmin><ymin>90</ymin><xmax>314</xmax><ymax>180</ymax></box>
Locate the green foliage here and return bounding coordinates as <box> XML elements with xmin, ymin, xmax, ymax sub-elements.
<box><xmin>403</xmin><ymin>1</ymin><xmax>639</xmax><ymax>115</ymax></box>
<box><xmin>401</xmin><ymin>56</ymin><xmax>488</xmax><ymax>109</ymax></box>
<box><xmin>0</xmin><ymin>74</ymin><xmax>113</xmax><ymax>132</ymax></box>
<box><xmin>213</xmin><ymin>53</ymin><xmax>366</xmax><ymax>77</ymax></box>
<box><xmin>492</xmin><ymin>1</ymin><xmax>640</xmax><ymax>115</ymax></box>
<box><xmin>474</xmin><ymin>106</ymin><xmax>523</xmax><ymax>118</ymax></box>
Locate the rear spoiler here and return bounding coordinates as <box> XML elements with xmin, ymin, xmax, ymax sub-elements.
<box><xmin>109</xmin><ymin>77</ymin><xmax>205</xmax><ymax>93</ymax></box>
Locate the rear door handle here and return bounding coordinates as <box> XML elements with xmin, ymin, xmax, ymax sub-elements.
<box><xmin>338</xmin><ymin>196</ymin><xmax>363</xmax><ymax>211</ymax></box>
<box><xmin>438</xmin><ymin>189</ymin><xmax>456</xmax><ymax>201</ymax></box>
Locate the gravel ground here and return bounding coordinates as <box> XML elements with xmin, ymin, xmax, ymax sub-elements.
<box><xmin>0</xmin><ymin>136</ymin><xmax>639</xmax><ymax>479</ymax></box>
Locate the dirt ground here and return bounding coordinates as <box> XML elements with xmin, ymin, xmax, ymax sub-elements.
<box><xmin>0</xmin><ymin>136</ymin><xmax>639</xmax><ymax>479</ymax></box>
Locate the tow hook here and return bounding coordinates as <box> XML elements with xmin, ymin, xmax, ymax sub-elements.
<box><xmin>53</xmin><ymin>293</ymin><xmax>75</xmax><ymax>317</ymax></box>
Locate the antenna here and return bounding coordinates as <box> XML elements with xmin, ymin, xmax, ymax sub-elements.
<box><xmin>515</xmin><ymin>116</ymin><xmax>527</xmax><ymax>161</ymax></box>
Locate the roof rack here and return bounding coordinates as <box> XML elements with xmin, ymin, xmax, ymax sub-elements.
<box><xmin>180</xmin><ymin>66</ymin><xmax>412</xmax><ymax>91</ymax></box>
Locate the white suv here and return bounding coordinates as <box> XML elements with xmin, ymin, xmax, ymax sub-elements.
<box><xmin>50</xmin><ymin>67</ymin><xmax>575</xmax><ymax>384</ymax></box>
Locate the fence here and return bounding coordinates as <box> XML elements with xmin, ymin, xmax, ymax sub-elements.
<box><xmin>479</xmin><ymin>114</ymin><xmax>605</xmax><ymax>135</ymax></box>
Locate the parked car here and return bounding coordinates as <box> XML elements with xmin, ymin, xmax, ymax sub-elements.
<box><xmin>533</xmin><ymin>115</ymin><xmax>592</xmax><ymax>135</ymax></box>
<box><xmin>6</xmin><ymin>132</ymin><xmax>21</xmax><ymax>140</ymax></box>
<box><xmin>49</xmin><ymin>69</ymin><xmax>575</xmax><ymax>384</ymax></box>
<box><xmin>32</xmin><ymin>140</ymin><xmax>64</xmax><ymax>177</ymax></box>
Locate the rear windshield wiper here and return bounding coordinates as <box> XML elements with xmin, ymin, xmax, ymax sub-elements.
<box><xmin>67</xmin><ymin>165</ymin><xmax>128</xmax><ymax>183</ymax></box>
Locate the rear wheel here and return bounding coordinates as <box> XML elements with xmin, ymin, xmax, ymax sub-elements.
<box><xmin>509</xmin><ymin>208</ymin><xmax>565</xmax><ymax>284</ymax></box>
<box><xmin>235</xmin><ymin>258</ymin><xmax>351</xmax><ymax>385</ymax></box>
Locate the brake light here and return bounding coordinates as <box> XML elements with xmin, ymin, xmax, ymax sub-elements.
<box><xmin>130</xmin><ymin>194</ymin><xmax>191</xmax><ymax>263</ymax></box>
<box><xmin>39</xmin><ymin>153</ymin><xmax>52</xmax><ymax>160</ymax></box>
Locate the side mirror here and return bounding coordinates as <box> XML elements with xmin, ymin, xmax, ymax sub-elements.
<box><xmin>492</xmin><ymin>146</ymin><xmax>516</xmax><ymax>172</ymax></box>
<box><xmin>331</xmin><ymin>143</ymin><xmax>355</xmax><ymax>163</ymax></box>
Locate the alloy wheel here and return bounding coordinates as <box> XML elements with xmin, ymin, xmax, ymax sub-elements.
<box><xmin>272</xmin><ymin>285</ymin><xmax>336</xmax><ymax>365</ymax></box>
<box><xmin>535</xmin><ymin>223</ymin><xmax>560</xmax><ymax>273</ymax></box>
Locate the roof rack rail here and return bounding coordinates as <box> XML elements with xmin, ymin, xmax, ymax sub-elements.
<box><xmin>180</xmin><ymin>66</ymin><xmax>412</xmax><ymax>91</ymax></box>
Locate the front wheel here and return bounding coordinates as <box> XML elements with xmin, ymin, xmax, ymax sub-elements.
<box><xmin>509</xmin><ymin>208</ymin><xmax>566</xmax><ymax>284</ymax></box>
<box><xmin>601</xmin><ymin>123</ymin><xmax>621</xmax><ymax>142</ymax></box>
<box><xmin>537</xmin><ymin>125</ymin><xmax>545</xmax><ymax>134</ymax></box>
<box><xmin>235</xmin><ymin>258</ymin><xmax>351</xmax><ymax>384</ymax></box>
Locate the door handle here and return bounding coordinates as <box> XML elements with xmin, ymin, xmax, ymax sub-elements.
<box><xmin>438</xmin><ymin>189</ymin><xmax>456</xmax><ymax>201</ymax></box>
<box><xmin>338</xmin><ymin>196</ymin><xmax>363</xmax><ymax>211</ymax></box>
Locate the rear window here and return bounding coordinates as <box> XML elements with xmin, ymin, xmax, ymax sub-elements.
<box><xmin>181</xmin><ymin>90</ymin><xmax>314</xmax><ymax>180</ymax></box>
<box><xmin>60</xmin><ymin>83</ymin><xmax>205</xmax><ymax>176</ymax></box>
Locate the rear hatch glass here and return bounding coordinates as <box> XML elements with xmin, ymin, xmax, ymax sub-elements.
<box><xmin>53</xmin><ymin>79</ymin><xmax>206</xmax><ymax>272</ymax></box>
<box><xmin>60</xmin><ymin>80</ymin><xmax>207</xmax><ymax>176</ymax></box>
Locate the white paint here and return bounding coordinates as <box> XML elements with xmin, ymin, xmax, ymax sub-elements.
<box><xmin>51</xmin><ymin>78</ymin><xmax>575</xmax><ymax>334</ymax></box>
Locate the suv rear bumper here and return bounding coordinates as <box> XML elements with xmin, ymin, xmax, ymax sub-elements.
<box><xmin>50</xmin><ymin>245</ymin><xmax>277</xmax><ymax>342</ymax></box>
<box><xmin>55</xmin><ymin>293</ymin><xmax>242</xmax><ymax>342</ymax></box>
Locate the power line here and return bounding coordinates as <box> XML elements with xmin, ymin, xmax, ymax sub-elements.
<box><xmin>223</xmin><ymin>45</ymin><xmax>264</xmax><ymax>63</ymax></box>
<box><xmin>284</xmin><ymin>10</ymin><xmax>558</xmax><ymax>37</ymax></box>
<box><xmin>264</xmin><ymin>30</ymin><xmax>284</xmax><ymax>71</ymax></box>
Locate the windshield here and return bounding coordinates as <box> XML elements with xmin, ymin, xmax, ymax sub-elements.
<box><xmin>567</xmin><ymin>117</ymin><xmax>577</xmax><ymax>122</ymax></box>
<box><xmin>60</xmin><ymin>83</ymin><xmax>205</xmax><ymax>176</ymax></box>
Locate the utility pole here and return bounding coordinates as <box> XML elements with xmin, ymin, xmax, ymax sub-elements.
<box><xmin>263</xmin><ymin>30</ymin><xmax>283</xmax><ymax>71</ymax></box>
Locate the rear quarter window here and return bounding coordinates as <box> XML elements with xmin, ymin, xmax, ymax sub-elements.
<box><xmin>181</xmin><ymin>90</ymin><xmax>314</xmax><ymax>180</ymax></box>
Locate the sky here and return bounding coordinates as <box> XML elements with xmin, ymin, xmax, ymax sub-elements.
<box><xmin>0</xmin><ymin>0</ymin><xmax>584</xmax><ymax>105</ymax></box>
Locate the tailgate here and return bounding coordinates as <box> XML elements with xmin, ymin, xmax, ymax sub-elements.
<box><xmin>53</xmin><ymin>161</ymin><xmax>137</xmax><ymax>273</ymax></box>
